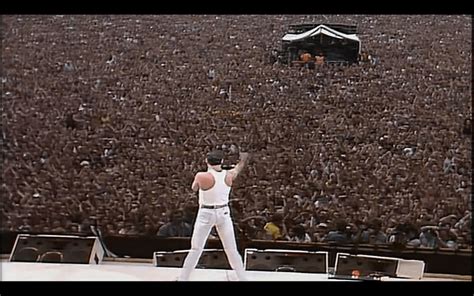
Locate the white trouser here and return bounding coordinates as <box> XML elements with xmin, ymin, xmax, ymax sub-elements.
<box><xmin>178</xmin><ymin>206</ymin><xmax>248</xmax><ymax>281</ymax></box>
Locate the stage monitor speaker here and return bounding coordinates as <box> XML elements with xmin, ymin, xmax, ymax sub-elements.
<box><xmin>395</xmin><ymin>257</ymin><xmax>426</xmax><ymax>279</ymax></box>
<box><xmin>154</xmin><ymin>249</ymin><xmax>231</xmax><ymax>269</ymax></box>
<box><xmin>244</xmin><ymin>249</ymin><xmax>328</xmax><ymax>273</ymax></box>
<box><xmin>10</xmin><ymin>234</ymin><xmax>104</xmax><ymax>264</ymax></box>
<box><xmin>334</xmin><ymin>253</ymin><xmax>424</xmax><ymax>279</ymax></box>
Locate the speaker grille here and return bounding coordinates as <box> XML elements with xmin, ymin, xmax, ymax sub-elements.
<box><xmin>154</xmin><ymin>250</ymin><xmax>231</xmax><ymax>269</ymax></box>
<box><xmin>245</xmin><ymin>249</ymin><xmax>327</xmax><ymax>273</ymax></box>
<box><xmin>10</xmin><ymin>234</ymin><xmax>98</xmax><ymax>264</ymax></box>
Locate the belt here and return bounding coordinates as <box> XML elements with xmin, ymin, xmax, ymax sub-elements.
<box><xmin>200</xmin><ymin>204</ymin><xmax>228</xmax><ymax>209</ymax></box>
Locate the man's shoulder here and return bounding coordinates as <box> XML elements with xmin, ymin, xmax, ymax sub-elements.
<box><xmin>195</xmin><ymin>171</ymin><xmax>215</xmax><ymax>183</ymax></box>
<box><xmin>196</xmin><ymin>171</ymin><xmax>212</xmax><ymax>178</ymax></box>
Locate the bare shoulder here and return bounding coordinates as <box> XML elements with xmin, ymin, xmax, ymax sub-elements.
<box><xmin>195</xmin><ymin>171</ymin><xmax>215</xmax><ymax>183</ymax></box>
<box><xmin>226</xmin><ymin>169</ymin><xmax>237</xmax><ymax>177</ymax></box>
<box><xmin>195</xmin><ymin>171</ymin><xmax>207</xmax><ymax>178</ymax></box>
<box><xmin>196</xmin><ymin>171</ymin><xmax>212</xmax><ymax>178</ymax></box>
<box><xmin>198</xmin><ymin>171</ymin><xmax>215</xmax><ymax>190</ymax></box>
<box><xmin>224</xmin><ymin>170</ymin><xmax>235</xmax><ymax>186</ymax></box>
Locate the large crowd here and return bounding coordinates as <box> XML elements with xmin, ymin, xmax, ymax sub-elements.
<box><xmin>1</xmin><ymin>15</ymin><xmax>471</xmax><ymax>250</ymax></box>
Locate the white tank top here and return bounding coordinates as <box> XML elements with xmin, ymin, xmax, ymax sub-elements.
<box><xmin>198</xmin><ymin>168</ymin><xmax>231</xmax><ymax>205</ymax></box>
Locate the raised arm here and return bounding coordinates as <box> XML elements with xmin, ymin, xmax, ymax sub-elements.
<box><xmin>228</xmin><ymin>152</ymin><xmax>249</xmax><ymax>181</ymax></box>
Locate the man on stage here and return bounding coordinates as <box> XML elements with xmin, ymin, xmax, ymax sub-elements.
<box><xmin>178</xmin><ymin>149</ymin><xmax>249</xmax><ymax>281</ymax></box>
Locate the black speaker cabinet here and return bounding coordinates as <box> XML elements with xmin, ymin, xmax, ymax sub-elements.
<box><xmin>154</xmin><ymin>249</ymin><xmax>231</xmax><ymax>269</ymax></box>
<box><xmin>10</xmin><ymin>234</ymin><xmax>104</xmax><ymax>264</ymax></box>
<box><xmin>244</xmin><ymin>249</ymin><xmax>328</xmax><ymax>273</ymax></box>
<box><xmin>335</xmin><ymin>253</ymin><xmax>425</xmax><ymax>279</ymax></box>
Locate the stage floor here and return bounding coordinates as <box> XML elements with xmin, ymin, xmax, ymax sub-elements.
<box><xmin>0</xmin><ymin>259</ymin><xmax>469</xmax><ymax>281</ymax></box>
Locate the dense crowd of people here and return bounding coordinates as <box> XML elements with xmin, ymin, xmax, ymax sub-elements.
<box><xmin>1</xmin><ymin>15</ymin><xmax>471</xmax><ymax>250</ymax></box>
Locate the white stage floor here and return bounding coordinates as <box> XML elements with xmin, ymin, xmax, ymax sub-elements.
<box><xmin>0</xmin><ymin>259</ymin><xmax>469</xmax><ymax>282</ymax></box>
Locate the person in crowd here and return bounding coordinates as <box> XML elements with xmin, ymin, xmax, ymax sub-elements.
<box><xmin>156</xmin><ymin>209</ymin><xmax>192</xmax><ymax>237</ymax></box>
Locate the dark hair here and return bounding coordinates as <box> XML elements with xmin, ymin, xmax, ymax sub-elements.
<box><xmin>336</xmin><ymin>220</ymin><xmax>347</xmax><ymax>232</ymax></box>
<box><xmin>292</xmin><ymin>224</ymin><xmax>306</xmax><ymax>237</ymax></box>
<box><xmin>170</xmin><ymin>209</ymin><xmax>183</xmax><ymax>221</ymax></box>
<box><xmin>207</xmin><ymin>150</ymin><xmax>224</xmax><ymax>165</ymax></box>
<box><xmin>271</xmin><ymin>213</ymin><xmax>284</xmax><ymax>223</ymax></box>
